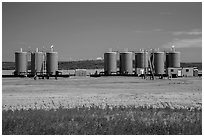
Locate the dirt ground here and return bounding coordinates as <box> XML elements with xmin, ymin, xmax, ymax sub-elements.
<box><xmin>2</xmin><ymin>76</ymin><xmax>202</xmax><ymax>110</ymax></box>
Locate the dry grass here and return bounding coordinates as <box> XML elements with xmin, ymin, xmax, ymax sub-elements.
<box><xmin>2</xmin><ymin>104</ymin><xmax>202</xmax><ymax>135</ymax></box>
<box><xmin>2</xmin><ymin>77</ymin><xmax>202</xmax><ymax>110</ymax></box>
<box><xmin>2</xmin><ymin>77</ymin><xmax>202</xmax><ymax>135</ymax></box>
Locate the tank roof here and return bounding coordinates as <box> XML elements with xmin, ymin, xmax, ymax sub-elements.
<box><xmin>105</xmin><ymin>51</ymin><xmax>117</xmax><ymax>53</ymax></box>
<box><xmin>136</xmin><ymin>51</ymin><xmax>148</xmax><ymax>53</ymax></box>
<box><xmin>31</xmin><ymin>51</ymin><xmax>43</xmax><ymax>53</ymax></box>
<box><xmin>46</xmin><ymin>51</ymin><xmax>58</xmax><ymax>53</ymax></box>
<box><xmin>15</xmin><ymin>51</ymin><xmax>27</xmax><ymax>53</ymax></box>
<box><xmin>167</xmin><ymin>51</ymin><xmax>180</xmax><ymax>53</ymax></box>
<box><xmin>154</xmin><ymin>51</ymin><xmax>164</xmax><ymax>53</ymax></box>
<box><xmin>120</xmin><ymin>51</ymin><xmax>132</xmax><ymax>53</ymax></box>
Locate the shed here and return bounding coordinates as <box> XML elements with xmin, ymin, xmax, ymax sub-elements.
<box><xmin>75</xmin><ymin>69</ymin><xmax>87</xmax><ymax>76</ymax></box>
<box><xmin>167</xmin><ymin>67</ymin><xmax>182</xmax><ymax>77</ymax></box>
<box><xmin>135</xmin><ymin>68</ymin><xmax>145</xmax><ymax>75</ymax></box>
<box><xmin>193</xmin><ymin>68</ymin><xmax>198</xmax><ymax>77</ymax></box>
<box><xmin>182</xmin><ymin>67</ymin><xmax>194</xmax><ymax>77</ymax></box>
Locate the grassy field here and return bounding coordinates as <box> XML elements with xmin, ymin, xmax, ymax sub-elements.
<box><xmin>2</xmin><ymin>105</ymin><xmax>202</xmax><ymax>135</ymax></box>
<box><xmin>2</xmin><ymin>77</ymin><xmax>202</xmax><ymax>110</ymax></box>
<box><xmin>2</xmin><ymin>76</ymin><xmax>202</xmax><ymax>135</ymax></box>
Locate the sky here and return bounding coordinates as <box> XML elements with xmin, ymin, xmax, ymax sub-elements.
<box><xmin>2</xmin><ymin>2</ymin><xmax>202</xmax><ymax>62</ymax></box>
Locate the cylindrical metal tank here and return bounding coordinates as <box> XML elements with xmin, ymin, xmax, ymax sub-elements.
<box><xmin>120</xmin><ymin>52</ymin><xmax>133</xmax><ymax>74</ymax></box>
<box><xmin>15</xmin><ymin>51</ymin><xmax>27</xmax><ymax>75</ymax></box>
<box><xmin>135</xmin><ymin>51</ymin><xmax>149</xmax><ymax>68</ymax></box>
<box><xmin>46</xmin><ymin>52</ymin><xmax>58</xmax><ymax>75</ymax></box>
<box><xmin>153</xmin><ymin>52</ymin><xmax>165</xmax><ymax>74</ymax></box>
<box><xmin>165</xmin><ymin>53</ymin><xmax>169</xmax><ymax>68</ymax></box>
<box><xmin>167</xmin><ymin>52</ymin><xmax>180</xmax><ymax>68</ymax></box>
<box><xmin>104</xmin><ymin>52</ymin><xmax>117</xmax><ymax>75</ymax></box>
<box><xmin>31</xmin><ymin>51</ymin><xmax>44</xmax><ymax>75</ymax></box>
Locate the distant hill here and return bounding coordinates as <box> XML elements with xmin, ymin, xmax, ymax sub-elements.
<box><xmin>2</xmin><ymin>60</ymin><xmax>202</xmax><ymax>70</ymax></box>
<box><xmin>58</xmin><ymin>60</ymin><xmax>104</xmax><ymax>70</ymax></box>
<box><xmin>2</xmin><ymin>60</ymin><xmax>104</xmax><ymax>70</ymax></box>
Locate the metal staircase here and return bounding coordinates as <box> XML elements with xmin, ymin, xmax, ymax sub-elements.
<box><xmin>148</xmin><ymin>51</ymin><xmax>155</xmax><ymax>80</ymax></box>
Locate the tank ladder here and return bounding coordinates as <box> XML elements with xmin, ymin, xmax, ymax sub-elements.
<box><xmin>148</xmin><ymin>53</ymin><xmax>154</xmax><ymax>80</ymax></box>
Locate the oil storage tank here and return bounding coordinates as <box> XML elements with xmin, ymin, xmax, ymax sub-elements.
<box><xmin>153</xmin><ymin>52</ymin><xmax>165</xmax><ymax>74</ymax></box>
<box><xmin>165</xmin><ymin>53</ymin><xmax>169</xmax><ymax>68</ymax></box>
<box><xmin>120</xmin><ymin>52</ymin><xmax>133</xmax><ymax>74</ymax></box>
<box><xmin>46</xmin><ymin>52</ymin><xmax>58</xmax><ymax>75</ymax></box>
<box><xmin>135</xmin><ymin>51</ymin><xmax>149</xmax><ymax>68</ymax></box>
<box><xmin>15</xmin><ymin>49</ymin><xmax>27</xmax><ymax>75</ymax></box>
<box><xmin>104</xmin><ymin>52</ymin><xmax>117</xmax><ymax>75</ymax></box>
<box><xmin>166</xmin><ymin>51</ymin><xmax>180</xmax><ymax>68</ymax></box>
<box><xmin>31</xmin><ymin>48</ymin><xmax>44</xmax><ymax>75</ymax></box>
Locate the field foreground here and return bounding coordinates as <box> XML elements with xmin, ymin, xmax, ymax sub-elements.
<box><xmin>2</xmin><ymin>76</ymin><xmax>202</xmax><ymax>135</ymax></box>
<box><xmin>2</xmin><ymin>105</ymin><xmax>202</xmax><ymax>135</ymax></box>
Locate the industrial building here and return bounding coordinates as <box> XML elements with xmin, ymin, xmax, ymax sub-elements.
<box><xmin>13</xmin><ymin>46</ymin><xmax>59</xmax><ymax>78</ymax></box>
<box><xmin>102</xmin><ymin>46</ymin><xmax>200</xmax><ymax>79</ymax></box>
<box><xmin>166</xmin><ymin>67</ymin><xmax>197</xmax><ymax>78</ymax></box>
<box><xmin>166</xmin><ymin>67</ymin><xmax>182</xmax><ymax>78</ymax></box>
<box><xmin>9</xmin><ymin>45</ymin><xmax>200</xmax><ymax>79</ymax></box>
<box><xmin>182</xmin><ymin>67</ymin><xmax>194</xmax><ymax>77</ymax></box>
<box><xmin>75</xmin><ymin>69</ymin><xmax>87</xmax><ymax>76</ymax></box>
